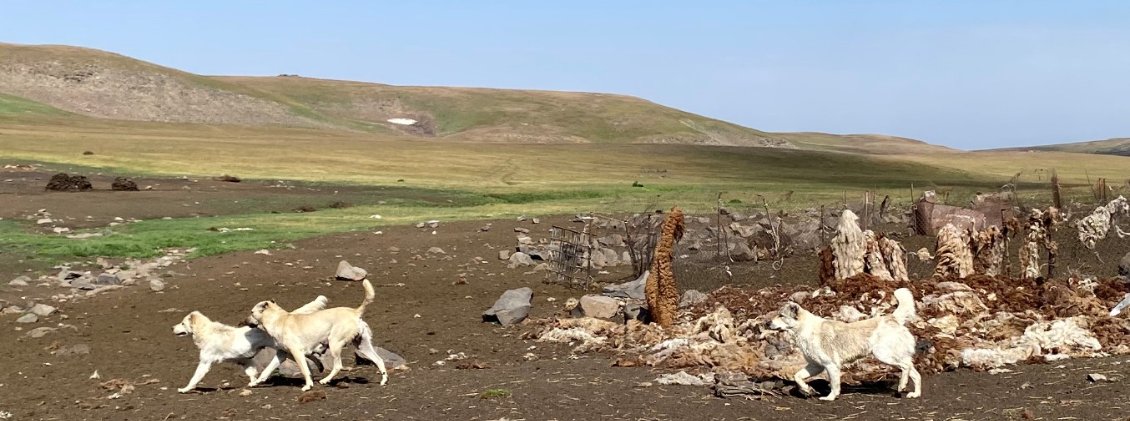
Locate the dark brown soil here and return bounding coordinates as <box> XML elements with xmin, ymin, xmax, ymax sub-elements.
<box><xmin>3</xmin><ymin>169</ymin><xmax>1130</xmax><ymax>420</ymax></box>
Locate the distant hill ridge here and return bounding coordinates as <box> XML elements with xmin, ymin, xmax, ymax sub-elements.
<box><xmin>0</xmin><ymin>42</ymin><xmax>952</xmax><ymax>153</ymax></box>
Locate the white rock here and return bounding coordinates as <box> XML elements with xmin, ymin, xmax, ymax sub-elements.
<box><xmin>579</xmin><ymin>295</ymin><xmax>621</xmax><ymax>319</ymax></box>
<box><xmin>29</xmin><ymin>303</ymin><xmax>56</xmax><ymax>317</ymax></box>
<box><xmin>149</xmin><ymin>279</ymin><xmax>166</xmax><ymax>292</ymax></box>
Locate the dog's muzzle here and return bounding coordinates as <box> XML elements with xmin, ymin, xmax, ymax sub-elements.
<box><xmin>172</xmin><ymin>325</ymin><xmax>189</xmax><ymax>336</ymax></box>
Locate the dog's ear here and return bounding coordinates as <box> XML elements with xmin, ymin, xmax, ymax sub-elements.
<box><xmin>781</xmin><ymin>302</ymin><xmax>800</xmax><ymax>318</ymax></box>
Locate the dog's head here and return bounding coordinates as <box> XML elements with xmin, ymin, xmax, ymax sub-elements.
<box><xmin>246</xmin><ymin>300</ymin><xmax>279</xmax><ymax>327</ymax></box>
<box><xmin>767</xmin><ymin>302</ymin><xmax>802</xmax><ymax>331</ymax></box>
<box><xmin>172</xmin><ymin>311</ymin><xmax>203</xmax><ymax>337</ymax></box>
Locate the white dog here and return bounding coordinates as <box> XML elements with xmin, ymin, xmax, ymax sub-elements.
<box><xmin>172</xmin><ymin>296</ymin><xmax>328</xmax><ymax>393</ymax></box>
<box><xmin>768</xmin><ymin>287</ymin><xmax>922</xmax><ymax>401</ymax></box>
<box><xmin>247</xmin><ymin>279</ymin><xmax>388</xmax><ymax>391</ymax></box>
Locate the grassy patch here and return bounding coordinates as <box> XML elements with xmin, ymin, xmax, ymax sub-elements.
<box><xmin>479</xmin><ymin>388</ymin><xmax>512</xmax><ymax>399</ymax></box>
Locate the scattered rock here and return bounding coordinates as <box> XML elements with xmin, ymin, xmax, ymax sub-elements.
<box><xmin>602</xmin><ymin>271</ymin><xmax>648</xmax><ymax>300</ymax></box>
<box><xmin>531</xmin><ymin>218</ymin><xmax>541</xmax><ymax>224</ymax></box>
<box><xmin>730</xmin><ymin>241</ymin><xmax>757</xmax><ymax>262</ymax></box>
<box><xmin>56</xmin><ymin>344</ymin><xmax>91</xmax><ymax>356</ymax></box>
<box><xmin>514</xmin><ymin>227</ymin><xmax>530</xmax><ymax>234</ymax></box>
<box><xmin>427</xmin><ymin>247</ymin><xmax>446</xmax><ymax>255</ymax></box>
<box><xmin>149</xmin><ymin>278</ymin><xmax>166</xmax><ymax>292</ymax></box>
<box><xmin>1120</xmin><ymin>252</ymin><xmax>1130</xmax><ymax>279</ymax></box>
<box><xmin>335</xmin><ymin>260</ymin><xmax>368</xmax><ymax>281</ymax></box>
<box><xmin>679</xmin><ymin>290</ymin><xmax>708</xmax><ymax>308</ymax></box>
<box><xmin>27</xmin><ymin>327</ymin><xmax>57</xmax><ymax>338</ymax></box>
<box><xmin>1087</xmin><ymin>373</ymin><xmax>1111</xmax><ymax>383</ymax></box>
<box><xmin>29</xmin><ymin>303</ymin><xmax>56</xmax><ymax>317</ymax></box>
<box><xmin>579</xmin><ymin>295</ymin><xmax>621</xmax><ymax>319</ymax></box>
<box><xmin>483</xmin><ymin>287</ymin><xmax>533</xmax><ymax>325</ymax></box>
<box><xmin>9</xmin><ymin>275</ymin><xmax>30</xmax><ymax>287</ymax></box>
<box><xmin>111</xmin><ymin>177</ymin><xmax>139</xmax><ymax>191</ymax></box>
<box><xmin>95</xmin><ymin>273</ymin><xmax>121</xmax><ymax>285</ymax></box>
<box><xmin>16</xmin><ymin>313</ymin><xmax>38</xmax><ymax>323</ymax></box>
<box><xmin>507</xmin><ymin>252</ymin><xmax>534</xmax><ymax>269</ymax></box>
<box><xmin>479</xmin><ymin>224</ymin><xmax>492</xmax><ymax>232</ymax></box>
<box><xmin>498</xmin><ymin>250</ymin><xmax>511</xmax><ymax>261</ymax></box>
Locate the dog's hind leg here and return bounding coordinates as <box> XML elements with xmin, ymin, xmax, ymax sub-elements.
<box><xmin>250</xmin><ymin>349</ymin><xmax>285</xmax><ymax>387</ymax></box>
<box><xmin>793</xmin><ymin>363</ymin><xmax>824</xmax><ymax>397</ymax></box>
<box><xmin>354</xmin><ymin>328</ymin><xmax>389</xmax><ymax>386</ymax></box>
<box><xmin>318</xmin><ymin>339</ymin><xmax>348</xmax><ymax>385</ymax></box>
<box><xmin>905</xmin><ymin>364</ymin><xmax>922</xmax><ymax>398</ymax></box>
<box><xmin>178</xmin><ymin>360</ymin><xmax>213</xmax><ymax>393</ymax></box>
<box><xmin>818</xmin><ymin>365</ymin><xmax>842</xmax><ymax>401</ymax></box>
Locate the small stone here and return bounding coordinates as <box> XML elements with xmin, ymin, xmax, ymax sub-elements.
<box><xmin>335</xmin><ymin>260</ymin><xmax>368</xmax><ymax>281</ymax></box>
<box><xmin>95</xmin><ymin>273</ymin><xmax>121</xmax><ymax>285</ymax></box>
<box><xmin>29</xmin><ymin>303</ymin><xmax>57</xmax><ymax>317</ymax></box>
<box><xmin>427</xmin><ymin>247</ymin><xmax>446</xmax><ymax>255</ymax></box>
<box><xmin>498</xmin><ymin>250</ymin><xmax>511</xmax><ymax>261</ymax></box>
<box><xmin>27</xmin><ymin>327</ymin><xmax>56</xmax><ymax>338</ymax></box>
<box><xmin>149</xmin><ymin>279</ymin><xmax>166</xmax><ymax>292</ymax></box>
<box><xmin>17</xmin><ymin>313</ymin><xmax>39</xmax><ymax>323</ymax></box>
<box><xmin>531</xmin><ymin>218</ymin><xmax>540</xmax><ymax>224</ymax></box>
<box><xmin>514</xmin><ymin>227</ymin><xmax>530</xmax><ymax>234</ymax></box>
<box><xmin>9</xmin><ymin>275</ymin><xmax>30</xmax><ymax>287</ymax></box>
<box><xmin>1087</xmin><ymin>373</ymin><xmax>1110</xmax><ymax>383</ymax></box>
<box><xmin>55</xmin><ymin>344</ymin><xmax>91</xmax><ymax>356</ymax></box>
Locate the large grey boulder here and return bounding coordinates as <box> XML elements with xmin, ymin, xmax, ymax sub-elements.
<box><xmin>680</xmin><ymin>290</ymin><xmax>708</xmax><ymax>308</ymax></box>
<box><xmin>336</xmin><ymin>260</ymin><xmax>368</xmax><ymax>281</ymax></box>
<box><xmin>507</xmin><ymin>252</ymin><xmax>534</xmax><ymax>269</ymax></box>
<box><xmin>602</xmin><ymin>271</ymin><xmax>648</xmax><ymax>300</ymax></box>
<box><xmin>730</xmin><ymin>241</ymin><xmax>757</xmax><ymax>262</ymax></box>
<box><xmin>579</xmin><ymin>295</ymin><xmax>620</xmax><ymax>319</ymax></box>
<box><xmin>483</xmin><ymin>287</ymin><xmax>533</xmax><ymax>325</ymax></box>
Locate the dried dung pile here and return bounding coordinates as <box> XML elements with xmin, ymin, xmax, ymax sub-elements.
<box><xmin>45</xmin><ymin>173</ymin><xmax>93</xmax><ymax>191</ymax></box>
<box><xmin>528</xmin><ymin>273</ymin><xmax>1130</xmax><ymax>385</ymax></box>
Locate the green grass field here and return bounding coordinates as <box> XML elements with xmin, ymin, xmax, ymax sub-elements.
<box><xmin>2</xmin><ymin>43</ymin><xmax>1128</xmax><ymax>264</ymax></box>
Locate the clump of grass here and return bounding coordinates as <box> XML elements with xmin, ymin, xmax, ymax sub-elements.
<box><xmin>479</xmin><ymin>388</ymin><xmax>511</xmax><ymax>399</ymax></box>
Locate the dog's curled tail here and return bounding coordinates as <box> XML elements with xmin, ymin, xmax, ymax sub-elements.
<box><xmin>892</xmin><ymin>288</ymin><xmax>916</xmax><ymax>325</ymax></box>
<box><xmin>356</xmin><ymin>279</ymin><xmax>376</xmax><ymax>315</ymax></box>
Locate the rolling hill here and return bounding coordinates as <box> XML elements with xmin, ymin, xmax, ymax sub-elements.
<box><xmin>990</xmin><ymin>138</ymin><xmax>1130</xmax><ymax>157</ymax></box>
<box><xmin>0</xmin><ymin>42</ymin><xmax>951</xmax><ymax>152</ymax></box>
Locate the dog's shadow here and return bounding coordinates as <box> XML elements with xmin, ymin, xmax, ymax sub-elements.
<box><xmin>788</xmin><ymin>379</ymin><xmax>908</xmax><ymax>399</ymax></box>
<box><xmin>258</xmin><ymin>375</ymin><xmax>371</xmax><ymax>388</ymax></box>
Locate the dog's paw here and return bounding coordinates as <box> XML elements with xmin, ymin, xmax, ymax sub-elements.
<box><xmin>318</xmin><ymin>378</ymin><xmax>333</xmax><ymax>385</ymax></box>
<box><xmin>301</xmin><ymin>384</ymin><xmax>313</xmax><ymax>392</ymax></box>
<box><xmin>177</xmin><ymin>387</ymin><xmax>193</xmax><ymax>394</ymax></box>
<box><xmin>818</xmin><ymin>395</ymin><xmax>837</xmax><ymax>401</ymax></box>
<box><xmin>380</xmin><ymin>374</ymin><xmax>388</xmax><ymax>386</ymax></box>
<box><xmin>906</xmin><ymin>391</ymin><xmax>921</xmax><ymax>398</ymax></box>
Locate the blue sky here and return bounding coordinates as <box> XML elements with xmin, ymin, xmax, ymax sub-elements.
<box><xmin>3</xmin><ymin>1</ymin><xmax>1129</xmax><ymax>150</ymax></box>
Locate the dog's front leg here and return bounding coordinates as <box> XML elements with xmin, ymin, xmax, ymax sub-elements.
<box><xmin>249</xmin><ymin>350</ymin><xmax>285</xmax><ymax>387</ymax></box>
<box><xmin>819</xmin><ymin>365</ymin><xmax>842</xmax><ymax>401</ymax></box>
<box><xmin>178</xmin><ymin>360</ymin><xmax>213</xmax><ymax>393</ymax></box>
<box><xmin>793</xmin><ymin>363</ymin><xmax>823</xmax><ymax>397</ymax></box>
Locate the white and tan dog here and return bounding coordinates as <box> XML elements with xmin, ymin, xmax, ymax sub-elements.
<box><xmin>173</xmin><ymin>296</ymin><xmax>329</xmax><ymax>393</ymax></box>
<box><xmin>768</xmin><ymin>287</ymin><xmax>922</xmax><ymax>401</ymax></box>
<box><xmin>247</xmin><ymin>279</ymin><xmax>388</xmax><ymax>391</ymax></box>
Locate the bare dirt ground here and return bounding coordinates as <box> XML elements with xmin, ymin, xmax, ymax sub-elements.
<box><xmin>2</xmin><ymin>171</ymin><xmax>1130</xmax><ymax>420</ymax></box>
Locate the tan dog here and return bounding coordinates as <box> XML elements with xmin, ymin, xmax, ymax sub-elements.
<box><xmin>768</xmin><ymin>288</ymin><xmax>922</xmax><ymax>401</ymax></box>
<box><xmin>247</xmin><ymin>279</ymin><xmax>388</xmax><ymax>391</ymax></box>
<box><xmin>173</xmin><ymin>296</ymin><xmax>328</xmax><ymax>393</ymax></box>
